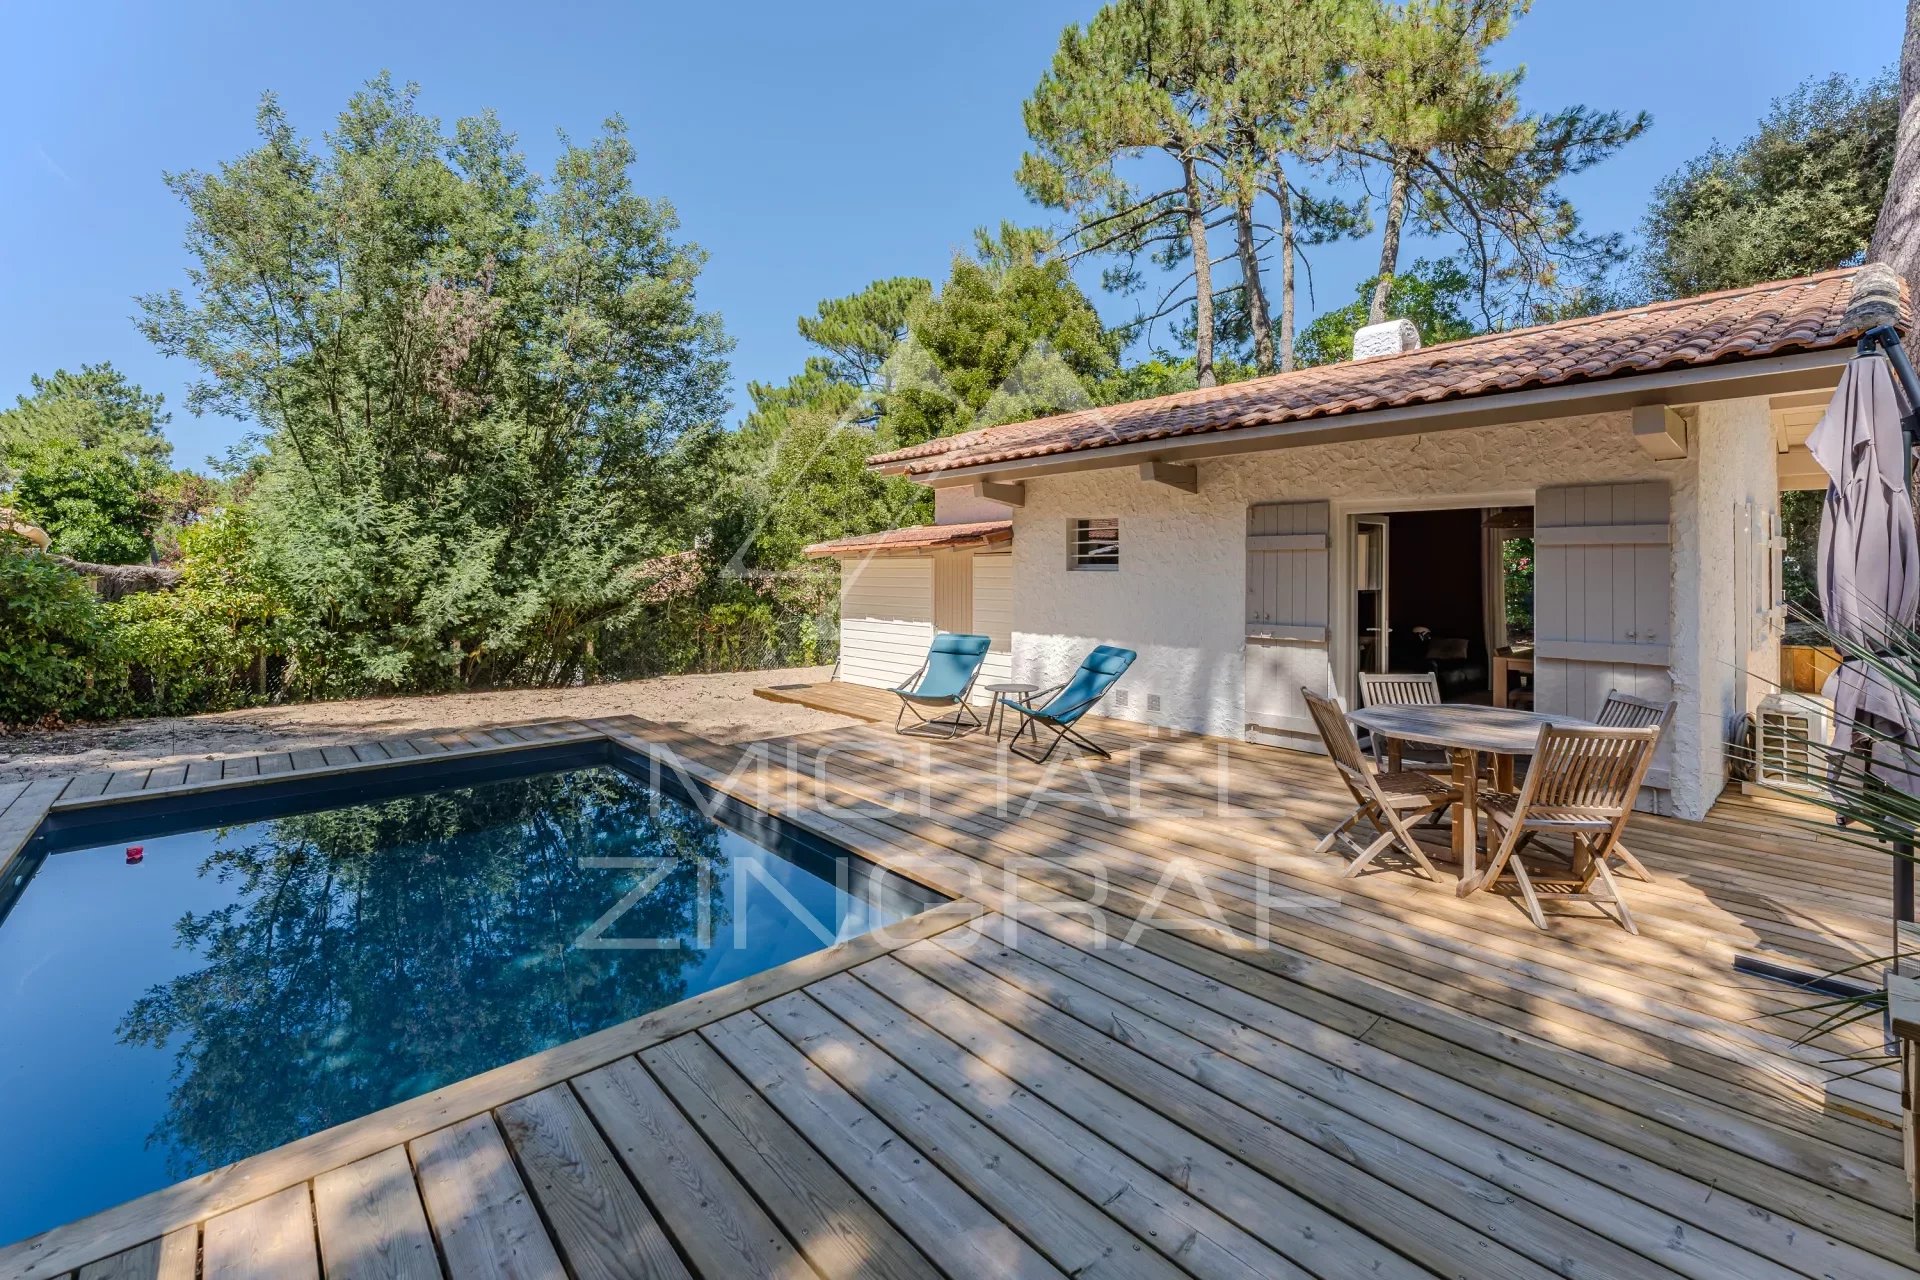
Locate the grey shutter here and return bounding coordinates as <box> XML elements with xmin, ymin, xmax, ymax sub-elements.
<box><xmin>1246</xmin><ymin>501</ymin><xmax>1330</xmax><ymax>641</ymax></box>
<box><xmin>1533</xmin><ymin>481</ymin><xmax>1673</xmax><ymax>723</ymax></box>
<box><xmin>1245</xmin><ymin>501</ymin><xmax>1332</xmax><ymax>740</ymax></box>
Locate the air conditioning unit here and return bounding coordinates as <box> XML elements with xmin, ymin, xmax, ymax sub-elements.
<box><xmin>1753</xmin><ymin>691</ymin><xmax>1833</xmax><ymax>791</ymax></box>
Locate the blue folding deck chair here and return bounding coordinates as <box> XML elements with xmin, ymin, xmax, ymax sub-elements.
<box><xmin>892</xmin><ymin>633</ymin><xmax>993</xmax><ymax>737</ymax></box>
<box><xmin>1000</xmin><ymin>645</ymin><xmax>1136</xmax><ymax>763</ymax></box>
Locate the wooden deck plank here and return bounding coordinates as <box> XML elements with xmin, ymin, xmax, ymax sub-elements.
<box><xmin>756</xmin><ymin>991</ymin><xmax>1182</xmax><ymax>1280</ymax></box>
<box><xmin>202</xmin><ymin>1185</ymin><xmax>318</xmax><ymax>1280</ymax></box>
<box><xmin>0</xmin><ymin>780</ymin><xmax>30</xmax><ymax>818</ymax></box>
<box><xmin>496</xmin><ymin>1085</ymin><xmax>690</xmax><ymax>1280</ymax></box>
<box><xmin>573</xmin><ymin>1056</ymin><xmax>816</xmax><ymax>1280</ymax></box>
<box><xmin>220</xmin><ymin>755</ymin><xmax>260</xmax><ymax>781</ymax></box>
<box><xmin>701</xmin><ymin>1010</ymin><xmax>1071</xmax><ymax>1280</ymax></box>
<box><xmin>0</xmin><ymin>777</ymin><xmax>70</xmax><ymax>887</ymax></box>
<box><xmin>940</xmin><ymin>916</ymin><xmax>1897</xmax><ymax>1280</ymax></box>
<box><xmin>789</xmin><ymin>748</ymin><xmax>1910</xmax><ymax>1223</ymax></box>
<box><xmin>410</xmin><ymin>1114</ymin><xmax>565</xmax><ymax>1280</ymax></box>
<box><xmin>641</xmin><ymin>1034</ymin><xmax>935</xmax><ymax>1280</ymax></box>
<box><xmin>802</xmin><ymin>970</ymin><xmax>1309</xmax><ymax>1280</ymax></box>
<box><xmin>100</xmin><ymin>769</ymin><xmax>150</xmax><ymax>797</ymax></box>
<box><xmin>311</xmin><ymin>1147</ymin><xmax>439</xmax><ymax>1280</ymax></box>
<box><xmin>850</xmin><ymin>952</ymin><xmax>1520</xmax><ymax>1280</ymax></box>
<box><xmin>789</xmin><ymin>733</ymin><xmax>1906</xmax><ymax>1146</ymax></box>
<box><xmin>141</xmin><ymin>765</ymin><xmax>187</xmax><ymax>791</ymax></box>
<box><xmin>1015</xmin><ymin>902</ymin><xmax>1917</xmax><ymax>1260</ymax></box>
<box><xmin>73</xmin><ymin>1229</ymin><xmax>194</xmax><ymax>1280</ymax></box>
<box><xmin>55</xmin><ymin>775</ymin><xmax>111</xmax><ymax>804</ymax></box>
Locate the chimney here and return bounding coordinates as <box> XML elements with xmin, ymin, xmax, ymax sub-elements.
<box><xmin>1352</xmin><ymin>318</ymin><xmax>1422</xmax><ymax>360</ymax></box>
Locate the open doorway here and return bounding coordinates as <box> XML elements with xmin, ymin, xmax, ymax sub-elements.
<box><xmin>1349</xmin><ymin>505</ymin><xmax>1534</xmax><ymax>704</ymax></box>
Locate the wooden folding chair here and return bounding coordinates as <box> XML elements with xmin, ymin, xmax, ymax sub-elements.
<box><xmin>1473</xmin><ymin>723</ymin><xmax>1661</xmax><ymax>933</ymax></box>
<box><xmin>1590</xmin><ymin>689</ymin><xmax>1676</xmax><ymax>881</ymax></box>
<box><xmin>1357</xmin><ymin>671</ymin><xmax>1447</xmax><ymax>770</ymax></box>
<box><xmin>1302</xmin><ymin>689</ymin><xmax>1460</xmax><ymax>881</ymax></box>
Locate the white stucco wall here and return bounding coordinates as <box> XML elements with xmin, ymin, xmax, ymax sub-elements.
<box><xmin>1002</xmin><ymin>399</ymin><xmax>1777</xmax><ymax>818</ymax></box>
<box><xmin>1680</xmin><ymin>396</ymin><xmax>1782</xmax><ymax>810</ymax></box>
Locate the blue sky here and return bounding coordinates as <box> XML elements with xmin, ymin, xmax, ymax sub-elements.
<box><xmin>0</xmin><ymin>1</ymin><xmax>1905</xmax><ymax>467</ymax></box>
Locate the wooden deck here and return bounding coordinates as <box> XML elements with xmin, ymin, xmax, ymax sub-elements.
<box><xmin>3</xmin><ymin>691</ymin><xmax>1917</xmax><ymax>1279</ymax></box>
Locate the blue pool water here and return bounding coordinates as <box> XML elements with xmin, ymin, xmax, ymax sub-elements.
<box><xmin>0</xmin><ymin>759</ymin><xmax>939</xmax><ymax>1245</ymax></box>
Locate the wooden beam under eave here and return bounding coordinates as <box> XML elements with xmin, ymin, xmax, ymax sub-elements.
<box><xmin>1776</xmin><ymin>445</ymin><xmax>1829</xmax><ymax>491</ymax></box>
<box><xmin>972</xmin><ymin>480</ymin><xmax>1025</xmax><ymax>507</ymax></box>
<box><xmin>1138</xmin><ymin>460</ymin><xmax>1199</xmax><ymax>493</ymax></box>
<box><xmin>1631</xmin><ymin>404</ymin><xmax>1688</xmax><ymax>460</ymax></box>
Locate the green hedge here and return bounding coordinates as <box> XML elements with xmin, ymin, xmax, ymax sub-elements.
<box><xmin>0</xmin><ymin>548</ymin><xmax>128</xmax><ymax>723</ymax></box>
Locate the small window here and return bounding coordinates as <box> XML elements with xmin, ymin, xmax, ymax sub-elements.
<box><xmin>1070</xmin><ymin>518</ymin><xmax>1120</xmax><ymax>571</ymax></box>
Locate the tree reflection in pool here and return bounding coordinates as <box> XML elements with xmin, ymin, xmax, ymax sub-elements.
<box><xmin>0</xmin><ymin>764</ymin><xmax>931</xmax><ymax>1246</ymax></box>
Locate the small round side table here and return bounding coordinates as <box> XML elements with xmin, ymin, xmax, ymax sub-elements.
<box><xmin>984</xmin><ymin>682</ymin><xmax>1040</xmax><ymax>742</ymax></box>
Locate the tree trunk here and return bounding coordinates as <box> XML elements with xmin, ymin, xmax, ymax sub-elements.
<box><xmin>1234</xmin><ymin>199</ymin><xmax>1275</xmax><ymax>374</ymax></box>
<box><xmin>1872</xmin><ymin>0</ymin><xmax>1920</xmax><ymax>363</ymax></box>
<box><xmin>1185</xmin><ymin>155</ymin><xmax>1216</xmax><ymax>388</ymax></box>
<box><xmin>1273</xmin><ymin>164</ymin><xmax>1297</xmax><ymax>373</ymax></box>
<box><xmin>1368</xmin><ymin>157</ymin><xmax>1410</xmax><ymax>326</ymax></box>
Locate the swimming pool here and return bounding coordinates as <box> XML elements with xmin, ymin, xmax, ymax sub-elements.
<box><xmin>0</xmin><ymin>748</ymin><xmax>942</xmax><ymax>1245</ymax></box>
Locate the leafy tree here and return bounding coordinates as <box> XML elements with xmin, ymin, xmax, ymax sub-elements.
<box><xmin>1640</xmin><ymin>71</ymin><xmax>1897</xmax><ymax>298</ymax></box>
<box><xmin>0</xmin><ymin>364</ymin><xmax>173</xmax><ymax>564</ymax></box>
<box><xmin>795</xmin><ymin>276</ymin><xmax>933</xmax><ymax>394</ymax></box>
<box><xmin>718</xmin><ymin>227</ymin><xmax>1114</xmax><ymax>574</ymax></box>
<box><xmin>1339</xmin><ymin>0</ymin><xmax>1647</xmax><ymax>326</ymax></box>
<box><xmin>137</xmin><ymin>78</ymin><xmax>731</xmax><ymax>695</ymax></box>
<box><xmin>1294</xmin><ymin>256</ymin><xmax>1476</xmax><ymax>365</ymax></box>
<box><xmin>716</xmin><ymin>363</ymin><xmax>928</xmax><ymax>570</ymax></box>
<box><xmin>1020</xmin><ymin>0</ymin><xmax>1231</xmax><ymax>385</ymax></box>
<box><xmin>891</xmin><ymin>225</ymin><xmax>1119</xmax><ymax>443</ymax></box>
<box><xmin>1203</xmin><ymin>0</ymin><xmax>1367</xmax><ymax>373</ymax></box>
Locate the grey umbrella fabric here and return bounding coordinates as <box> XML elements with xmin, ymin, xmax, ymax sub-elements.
<box><xmin>1809</xmin><ymin>353</ymin><xmax>1920</xmax><ymax>794</ymax></box>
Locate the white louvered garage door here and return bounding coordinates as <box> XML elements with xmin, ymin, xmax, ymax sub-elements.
<box><xmin>838</xmin><ymin>557</ymin><xmax>934</xmax><ymax>690</ymax></box>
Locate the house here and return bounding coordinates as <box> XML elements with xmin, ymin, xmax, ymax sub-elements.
<box><xmin>805</xmin><ymin>268</ymin><xmax>1899</xmax><ymax>818</ymax></box>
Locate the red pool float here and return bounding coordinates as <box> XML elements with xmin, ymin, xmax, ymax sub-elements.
<box><xmin>125</xmin><ymin>846</ymin><xmax>144</xmax><ymax>865</ymax></box>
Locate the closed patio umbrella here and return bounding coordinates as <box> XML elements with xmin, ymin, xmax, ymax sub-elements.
<box><xmin>1811</xmin><ymin>353</ymin><xmax>1920</xmax><ymax>758</ymax></box>
<box><xmin>1809</xmin><ymin>264</ymin><xmax>1920</xmax><ymax>924</ymax></box>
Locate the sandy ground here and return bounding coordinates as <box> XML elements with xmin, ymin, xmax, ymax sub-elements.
<box><xmin>0</xmin><ymin>667</ymin><xmax>862</xmax><ymax>785</ymax></box>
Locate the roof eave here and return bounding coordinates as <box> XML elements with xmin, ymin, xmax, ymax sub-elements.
<box><xmin>881</xmin><ymin>346</ymin><xmax>1854</xmax><ymax>487</ymax></box>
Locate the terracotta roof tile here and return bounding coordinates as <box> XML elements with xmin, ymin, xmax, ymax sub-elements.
<box><xmin>871</xmin><ymin>268</ymin><xmax>1900</xmax><ymax>478</ymax></box>
<box><xmin>803</xmin><ymin>520</ymin><xmax>1013</xmax><ymax>559</ymax></box>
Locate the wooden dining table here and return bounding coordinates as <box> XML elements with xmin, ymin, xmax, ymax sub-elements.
<box><xmin>1347</xmin><ymin>703</ymin><xmax>1594</xmax><ymax>894</ymax></box>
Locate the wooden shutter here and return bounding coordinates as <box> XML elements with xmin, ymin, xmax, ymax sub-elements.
<box><xmin>1246</xmin><ymin>501</ymin><xmax>1330</xmax><ymax>641</ymax></box>
<box><xmin>1533</xmin><ymin>481</ymin><xmax>1673</xmax><ymax>722</ymax></box>
<box><xmin>1245</xmin><ymin>501</ymin><xmax>1332</xmax><ymax>740</ymax></box>
<box><xmin>1735</xmin><ymin>500</ymin><xmax>1785</xmax><ymax>650</ymax></box>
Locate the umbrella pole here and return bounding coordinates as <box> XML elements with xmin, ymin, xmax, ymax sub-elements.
<box><xmin>1859</xmin><ymin>324</ymin><xmax>1920</xmax><ymax>936</ymax></box>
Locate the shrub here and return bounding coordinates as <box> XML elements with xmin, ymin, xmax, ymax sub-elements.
<box><xmin>0</xmin><ymin>547</ymin><xmax>127</xmax><ymax>724</ymax></box>
<box><xmin>106</xmin><ymin>512</ymin><xmax>286</xmax><ymax>714</ymax></box>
